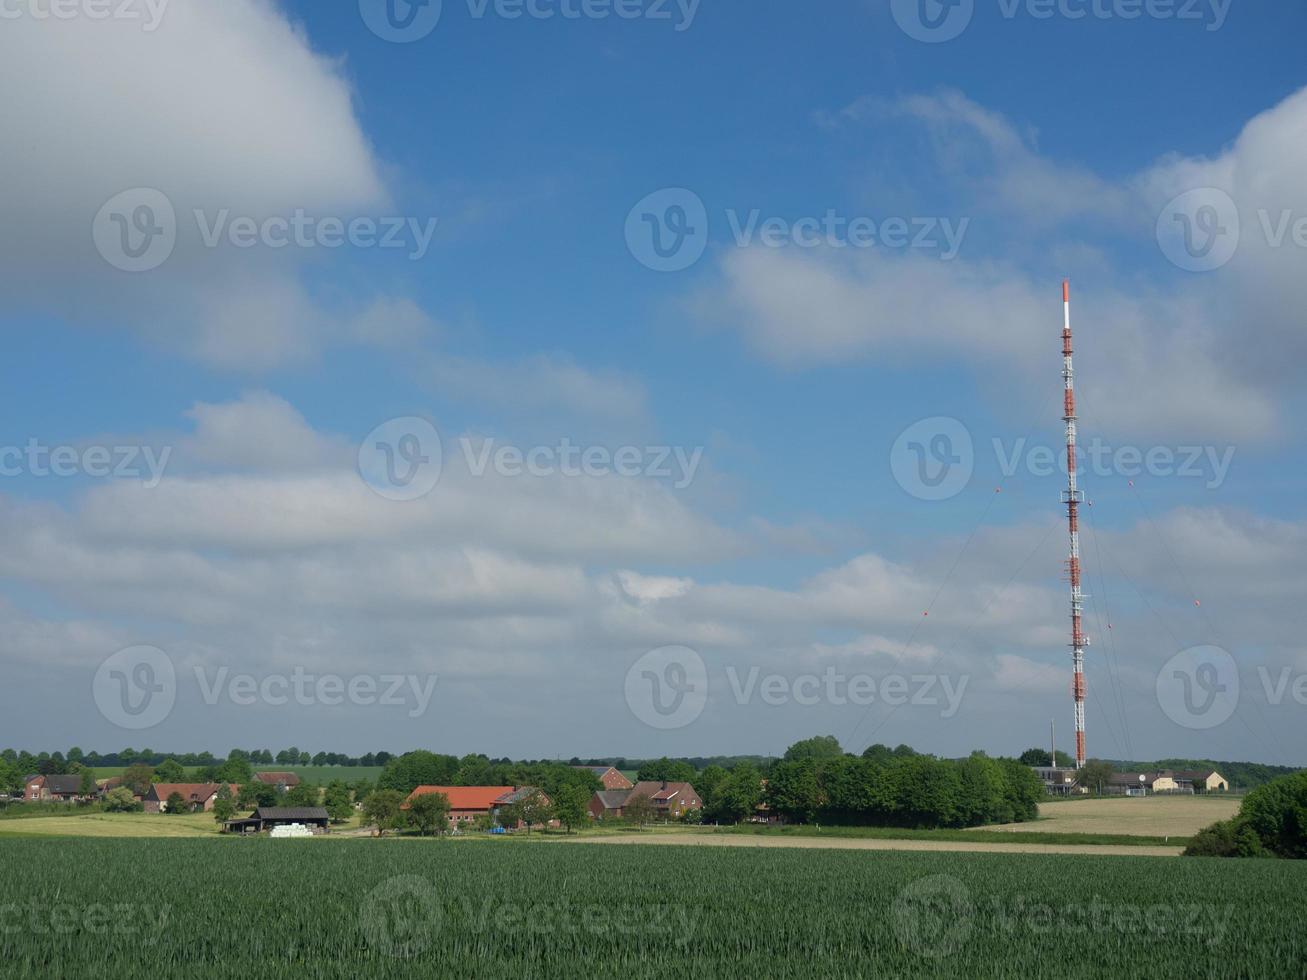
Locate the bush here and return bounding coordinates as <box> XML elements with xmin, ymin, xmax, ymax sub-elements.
<box><xmin>1185</xmin><ymin>771</ymin><xmax>1307</xmax><ymax>859</ymax></box>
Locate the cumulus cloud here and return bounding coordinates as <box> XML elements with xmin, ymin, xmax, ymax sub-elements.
<box><xmin>0</xmin><ymin>0</ymin><xmax>409</xmax><ymax>368</ymax></box>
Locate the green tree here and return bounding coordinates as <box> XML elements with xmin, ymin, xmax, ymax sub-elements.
<box><xmin>695</xmin><ymin>764</ymin><xmax>729</xmax><ymax>812</ymax></box>
<box><xmin>78</xmin><ymin>768</ymin><xmax>97</xmax><ymax>799</ymax></box>
<box><xmin>635</xmin><ymin>758</ymin><xmax>697</xmax><ymax>783</ymax></box>
<box><xmin>783</xmin><ymin>736</ymin><xmax>844</xmax><ymax>762</ymax></box>
<box><xmin>215</xmin><ymin>753</ymin><xmax>254</xmax><ymax>785</ymax></box>
<box><xmin>212</xmin><ymin>783</ymin><xmax>237</xmax><ymax>823</ymax></box>
<box><xmin>165</xmin><ymin>791</ymin><xmax>189</xmax><ymax>814</ymax></box>
<box><xmin>623</xmin><ymin>792</ymin><xmax>656</xmax><ymax>828</ymax></box>
<box><xmin>552</xmin><ymin>784</ymin><xmax>590</xmax><ymax>834</ymax></box>
<box><xmin>407</xmin><ymin>791</ymin><xmax>451</xmax><ymax>836</ymax></box>
<box><xmin>707</xmin><ymin>763</ymin><xmax>764</xmax><ymax>824</ymax></box>
<box><xmin>765</xmin><ymin>760</ymin><xmax>823</xmax><ymax>824</ymax></box>
<box><xmin>154</xmin><ymin>759</ymin><xmax>186</xmax><ymax>782</ymax></box>
<box><xmin>1238</xmin><ymin>770</ymin><xmax>1307</xmax><ymax>858</ymax></box>
<box><xmin>323</xmin><ymin>781</ymin><xmax>354</xmax><ymax>824</ymax></box>
<box><xmin>377</xmin><ymin>751</ymin><xmax>459</xmax><ymax>795</ymax></box>
<box><xmin>285</xmin><ymin>782</ymin><xmax>320</xmax><ymax>808</ymax></box>
<box><xmin>362</xmin><ymin>789</ymin><xmax>406</xmax><ymax>836</ymax></box>
<box><xmin>124</xmin><ymin>765</ymin><xmax>154</xmax><ymax>797</ymax></box>
<box><xmin>103</xmin><ymin>786</ymin><xmax>139</xmax><ymax>812</ymax></box>
<box><xmin>1079</xmin><ymin>760</ymin><xmax>1116</xmax><ymax>795</ymax></box>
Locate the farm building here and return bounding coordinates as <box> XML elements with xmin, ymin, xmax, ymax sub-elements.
<box><xmin>626</xmin><ymin>781</ymin><xmax>702</xmax><ymax>818</ymax></box>
<box><xmin>1031</xmin><ymin>767</ymin><xmax>1085</xmax><ymax>796</ymax></box>
<box><xmin>573</xmin><ymin>766</ymin><xmax>634</xmax><ymax>790</ymax></box>
<box><xmin>23</xmin><ymin>774</ymin><xmax>86</xmax><ymax>802</ymax></box>
<box><xmin>404</xmin><ymin>786</ymin><xmax>513</xmax><ymax>828</ymax></box>
<box><xmin>223</xmin><ymin>807</ymin><xmax>330</xmax><ymax>835</ymax></box>
<box><xmin>253</xmin><ymin>772</ymin><xmax>301</xmax><ymax>791</ymax></box>
<box><xmin>144</xmin><ymin>783</ymin><xmax>240</xmax><ymax>813</ymax></box>
<box><xmin>1106</xmin><ymin>770</ymin><xmax>1228</xmax><ymax>796</ymax></box>
<box><xmin>588</xmin><ymin>790</ymin><xmax>632</xmax><ymax>820</ymax></box>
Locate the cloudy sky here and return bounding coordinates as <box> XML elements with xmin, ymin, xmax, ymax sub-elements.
<box><xmin>1</xmin><ymin>0</ymin><xmax>1304</xmax><ymax>765</ymax></box>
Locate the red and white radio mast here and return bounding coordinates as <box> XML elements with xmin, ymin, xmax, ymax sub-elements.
<box><xmin>1061</xmin><ymin>280</ymin><xmax>1088</xmax><ymax>769</ymax></box>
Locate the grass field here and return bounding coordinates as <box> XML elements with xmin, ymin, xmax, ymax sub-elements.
<box><xmin>977</xmin><ymin>796</ymin><xmax>1240</xmax><ymax>838</ymax></box>
<box><xmin>0</xmin><ymin>812</ymin><xmax>221</xmax><ymax>838</ymax></box>
<box><xmin>0</xmin><ymin>839</ymin><xmax>1301</xmax><ymax>977</ymax></box>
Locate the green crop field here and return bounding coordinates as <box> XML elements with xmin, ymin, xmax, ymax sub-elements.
<box><xmin>0</xmin><ymin>839</ymin><xmax>1302</xmax><ymax>978</ymax></box>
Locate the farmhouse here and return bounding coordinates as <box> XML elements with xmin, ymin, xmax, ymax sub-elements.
<box><xmin>627</xmin><ymin>781</ymin><xmax>702</xmax><ymax>818</ymax></box>
<box><xmin>404</xmin><ymin>786</ymin><xmax>514</xmax><ymax>827</ymax></box>
<box><xmin>144</xmin><ymin>783</ymin><xmax>240</xmax><ymax>813</ymax></box>
<box><xmin>573</xmin><ymin>765</ymin><xmax>634</xmax><ymax>790</ymax></box>
<box><xmin>223</xmin><ymin>807</ymin><xmax>330</xmax><ymax>835</ymax></box>
<box><xmin>1175</xmin><ymin>769</ymin><xmax>1229</xmax><ymax>793</ymax></box>
<box><xmin>253</xmin><ymin>772</ymin><xmax>301</xmax><ymax>791</ymax></box>
<box><xmin>588</xmin><ymin>790</ymin><xmax>632</xmax><ymax>820</ymax></box>
<box><xmin>23</xmin><ymin>774</ymin><xmax>87</xmax><ymax>802</ymax></box>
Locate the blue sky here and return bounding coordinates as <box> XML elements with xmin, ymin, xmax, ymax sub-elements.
<box><xmin>1</xmin><ymin>0</ymin><xmax>1305</xmax><ymax>766</ymax></box>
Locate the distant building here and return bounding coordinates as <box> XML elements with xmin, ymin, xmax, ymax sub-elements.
<box><xmin>254</xmin><ymin>772</ymin><xmax>301</xmax><ymax>791</ymax></box>
<box><xmin>24</xmin><ymin>774</ymin><xmax>86</xmax><ymax>802</ymax></box>
<box><xmin>223</xmin><ymin>807</ymin><xmax>330</xmax><ymax>835</ymax></box>
<box><xmin>144</xmin><ymin>783</ymin><xmax>240</xmax><ymax>813</ymax></box>
<box><xmin>573</xmin><ymin>766</ymin><xmax>634</xmax><ymax>791</ymax></box>
<box><xmin>626</xmin><ymin>781</ymin><xmax>702</xmax><ymax>818</ymax></box>
<box><xmin>1175</xmin><ymin>770</ymin><xmax>1229</xmax><ymax>793</ymax></box>
<box><xmin>588</xmin><ymin>790</ymin><xmax>632</xmax><ymax>820</ymax></box>
<box><xmin>403</xmin><ymin>786</ymin><xmax>520</xmax><ymax>829</ymax></box>
<box><xmin>1031</xmin><ymin>767</ymin><xmax>1085</xmax><ymax>796</ymax></box>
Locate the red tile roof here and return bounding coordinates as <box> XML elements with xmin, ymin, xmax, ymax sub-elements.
<box><xmin>404</xmin><ymin>786</ymin><xmax>515</xmax><ymax>811</ymax></box>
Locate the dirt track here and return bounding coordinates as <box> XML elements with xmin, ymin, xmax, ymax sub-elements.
<box><xmin>560</xmin><ymin>834</ymin><xmax>1183</xmax><ymax>857</ymax></box>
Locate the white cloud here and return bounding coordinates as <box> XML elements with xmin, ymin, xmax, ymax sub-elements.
<box><xmin>0</xmin><ymin>0</ymin><xmax>406</xmax><ymax>368</ymax></box>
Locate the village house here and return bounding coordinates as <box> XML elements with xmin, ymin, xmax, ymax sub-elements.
<box><xmin>24</xmin><ymin>774</ymin><xmax>87</xmax><ymax>802</ymax></box>
<box><xmin>626</xmin><ymin>781</ymin><xmax>702</xmax><ymax>818</ymax></box>
<box><xmin>144</xmin><ymin>783</ymin><xmax>240</xmax><ymax>813</ymax></box>
<box><xmin>403</xmin><ymin>786</ymin><xmax>555</xmax><ymax>830</ymax></box>
<box><xmin>588</xmin><ymin>790</ymin><xmax>632</xmax><ymax>820</ymax></box>
<box><xmin>572</xmin><ymin>766</ymin><xmax>634</xmax><ymax>791</ymax></box>
<box><xmin>253</xmin><ymin>772</ymin><xmax>301</xmax><ymax>791</ymax></box>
